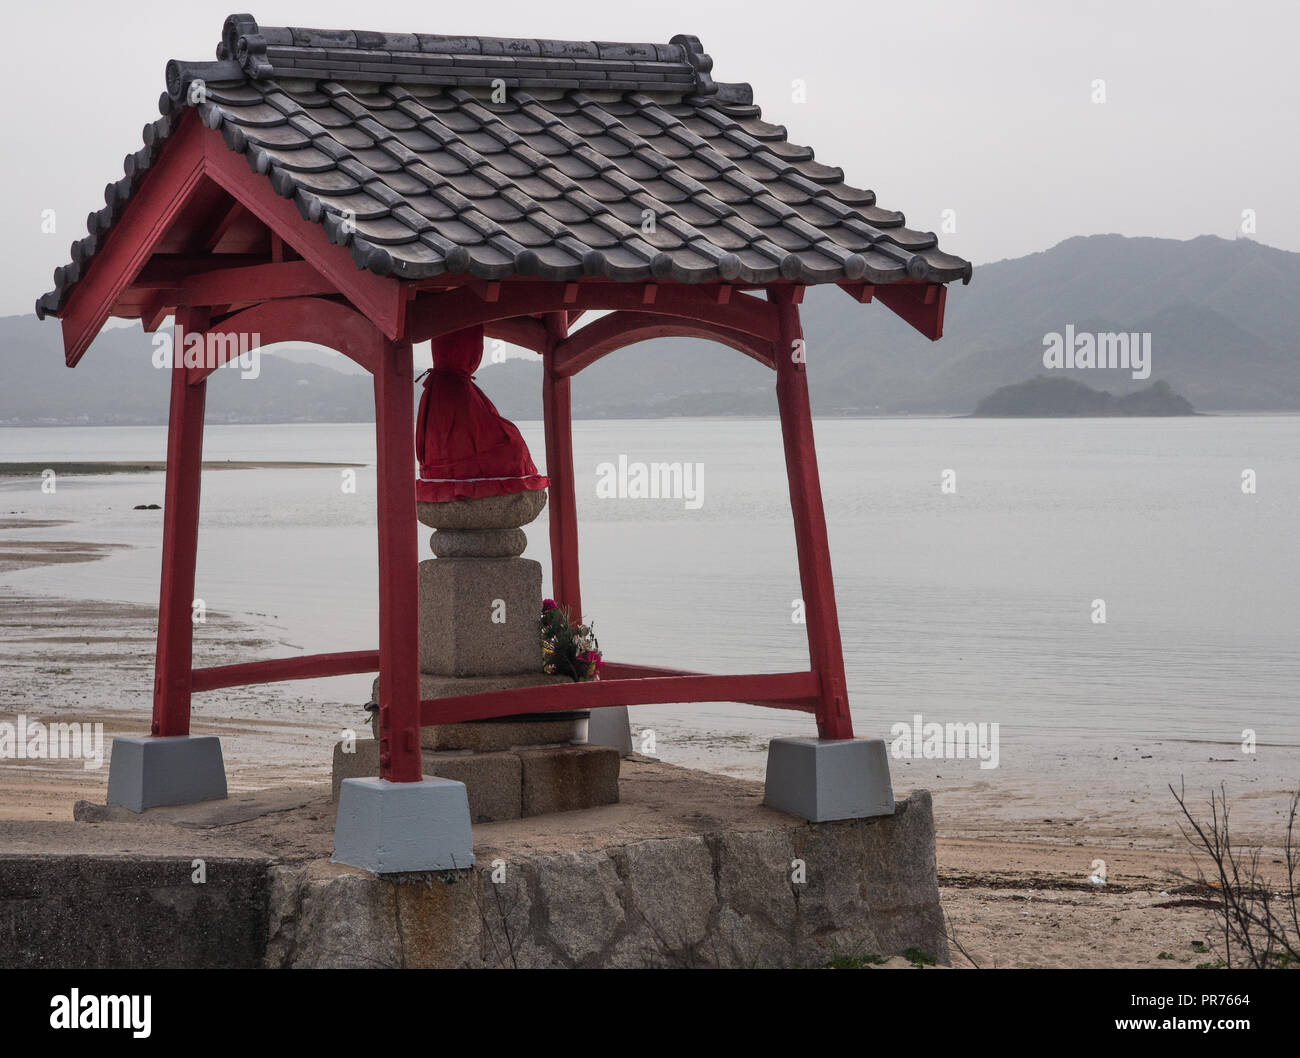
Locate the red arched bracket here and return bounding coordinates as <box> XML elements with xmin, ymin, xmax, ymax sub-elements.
<box><xmin>550</xmin><ymin>311</ymin><xmax>778</xmax><ymax>377</ymax></box>
<box><xmin>184</xmin><ymin>297</ymin><xmax>381</xmax><ymax>382</ymax></box>
<box><xmin>485</xmin><ymin>316</ymin><xmax>548</xmax><ymax>353</ymax></box>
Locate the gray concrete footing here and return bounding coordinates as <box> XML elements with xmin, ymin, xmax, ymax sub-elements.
<box><xmin>332</xmin><ymin>776</ymin><xmax>475</xmax><ymax>874</ymax></box>
<box><xmin>763</xmin><ymin>736</ymin><xmax>894</xmax><ymax>822</ymax></box>
<box><xmin>105</xmin><ymin>735</ymin><xmax>228</xmax><ymax>813</ymax></box>
<box><xmin>584</xmin><ymin>705</ymin><xmax>633</xmax><ymax>757</ymax></box>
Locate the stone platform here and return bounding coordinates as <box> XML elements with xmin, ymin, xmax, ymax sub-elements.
<box><xmin>3</xmin><ymin>761</ymin><xmax>947</xmax><ymax>969</ymax></box>
<box><xmin>332</xmin><ymin>740</ymin><xmax>620</xmax><ymax>822</ymax></box>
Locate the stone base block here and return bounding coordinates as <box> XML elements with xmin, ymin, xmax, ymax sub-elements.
<box><xmin>332</xmin><ymin>777</ymin><xmax>474</xmax><ymax>874</ymax></box>
<box><xmin>424</xmin><ymin>750</ymin><xmax>522</xmax><ymax>823</ymax></box>
<box><xmin>419</xmin><ymin>556</ymin><xmax>542</xmax><ymax>676</ymax></box>
<box><xmin>585</xmin><ymin>705</ymin><xmax>633</xmax><ymax>757</ymax></box>
<box><xmin>332</xmin><ymin>741</ymin><xmax>617</xmax><ymax>821</ymax></box>
<box><xmin>519</xmin><ymin>745</ymin><xmax>620</xmax><ymax>817</ymax></box>
<box><xmin>332</xmin><ymin>739</ymin><xmax>382</xmax><ymax>803</ymax></box>
<box><xmin>763</xmin><ymin>737</ymin><xmax>894</xmax><ymax>822</ymax></box>
<box><xmin>106</xmin><ymin>735</ymin><xmax>228</xmax><ymax>813</ymax></box>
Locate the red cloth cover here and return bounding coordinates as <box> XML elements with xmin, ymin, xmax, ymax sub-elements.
<box><xmin>415</xmin><ymin>328</ymin><xmax>548</xmax><ymax>503</ymax></box>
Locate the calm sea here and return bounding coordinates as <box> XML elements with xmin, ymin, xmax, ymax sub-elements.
<box><xmin>2</xmin><ymin>416</ymin><xmax>1297</xmax><ymax>820</ymax></box>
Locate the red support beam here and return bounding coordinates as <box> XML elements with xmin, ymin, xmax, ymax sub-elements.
<box><xmin>191</xmin><ymin>650</ymin><xmax>379</xmax><ymax>693</ymax></box>
<box><xmin>176</xmin><ymin>259</ymin><xmax>336</xmax><ymax>306</ymax></box>
<box><xmin>599</xmin><ymin>661</ymin><xmax>817</xmax><ymax>710</ymax></box>
<box><xmin>131</xmin><ymin>253</ymin><xmax>268</xmax><ymax>284</ymax></box>
<box><xmin>151</xmin><ymin>306</ymin><xmax>209</xmax><ymax>737</ymax></box>
<box><xmin>542</xmin><ymin>311</ymin><xmax>582</xmax><ymax>622</ymax></box>
<box><xmin>837</xmin><ymin>281</ymin><xmax>875</xmax><ymax>303</ymax></box>
<box><xmin>421</xmin><ymin>671</ymin><xmax>819</xmax><ymax>726</ymax></box>
<box><xmin>770</xmin><ymin>289</ymin><xmax>855</xmax><ymax>740</ymax></box>
<box><xmin>192</xmin><ymin>198</ymin><xmax>255</xmax><ymax>253</ymax></box>
<box><xmin>372</xmin><ymin>331</ymin><xmax>422</xmax><ymax>782</ymax></box>
<box><xmin>409</xmin><ymin>282</ymin><xmax>779</xmax><ymax>346</ymax></box>
<box><xmin>140</xmin><ymin>297</ymin><xmax>172</xmax><ymax>333</ymax></box>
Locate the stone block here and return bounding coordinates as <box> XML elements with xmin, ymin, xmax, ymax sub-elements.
<box><xmin>518</xmin><ymin>745</ymin><xmax>620</xmax><ymax>817</ymax></box>
<box><xmin>431</xmin><ymin>528</ymin><xmax>525</xmax><ymax>557</ymax></box>
<box><xmin>417</xmin><ymin>490</ymin><xmax>546</xmax><ymax>530</ymax></box>
<box><xmin>763</xmin><ymin>737</ymin><xmax>894</xmax><ymax>822</ymax></box>
<box><xmin>332</xmin><ymin>777</ymin><xmax>474</xmax><ymax>875</ymax></box>
<box><xmin>424</xmin><ymin>715</ymin><xmax>585</xmax><ymax>753</ymax></box>
<box><xmin>422</xmin><ymin>750</ymin><xmax>522</xmax><ymax>823</ymax></box>
<box><xmin>617</xmin><ymin>836</ymin><xmax>716</xmax><ymax>965</ymax></box>
<box><xmin>331</xmin><ymin>739</ymin><xmax>381</xmax><ymax>802</ymax></box>
<box><xmin>418</xmin><ymin>556</ymin><xmax>543</xmax><ymax>676</ymax></box>
<box><xmin>332</xmin><ymin>741</ymin><xmax>523</xmax><ymax>822</ymax></box>
<box><xmin>106</xmin><ymin>735</ymin><xmax>227</xmax><ymax>813</ymax></box>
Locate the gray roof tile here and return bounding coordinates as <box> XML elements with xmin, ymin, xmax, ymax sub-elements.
<box><xmin>37</xmin><ymin>14</ymin><xmax>971</xmax><ymax>319</ymax></box>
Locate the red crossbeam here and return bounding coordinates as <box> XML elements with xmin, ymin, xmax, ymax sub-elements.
<box><xmin>420</xmin><ymin>671</ymin><xmax>819</xmax><ymax>726</ymax></box>
<box><xmin>190</xmin><ymin>650</ymin><xmax>380</xmax><ymax>693</ymax></box>
<box><xmin>408</xmin><ymin>282</ymin><xmax>780</xmax><ymax>346</ymax></box>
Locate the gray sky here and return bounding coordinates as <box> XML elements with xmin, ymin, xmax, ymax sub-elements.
<box><xmin>7</xmin><ymin>0</ymin><xmax>1298</xmax><ymax>318</ymax></box>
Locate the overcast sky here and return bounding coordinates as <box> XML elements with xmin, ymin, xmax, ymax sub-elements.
<box><xmin>7</xmin><ymin>0</ymin><xmax>1298</xmax><ymax>319</ymax></box>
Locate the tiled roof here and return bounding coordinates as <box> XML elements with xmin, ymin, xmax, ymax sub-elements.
<box><xmin>36</xmin><ymin>14</ymin><xmax>972</xmax><ymax>320</ymax></box>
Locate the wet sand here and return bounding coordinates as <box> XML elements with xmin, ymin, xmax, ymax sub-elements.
<box><xmin>0</xmin><ymin>461</ymin><xmax>365</xmax><ymax>476</ymax></box>
<box><xmin>0</xmin><ymin>517</ymin><xmax>1288</xmax><ymax>968</ymax></box>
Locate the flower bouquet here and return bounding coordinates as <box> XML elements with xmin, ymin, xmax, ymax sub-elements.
<box><xmin>540</xmin><ymin>598</ymin><xmax>603</xmax><ymax>681</ymax></box>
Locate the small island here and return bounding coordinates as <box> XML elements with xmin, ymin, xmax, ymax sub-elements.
<box><xmin>972</xmin><ymin>377</ymin><xmax>1195</xmax><ymax>417</ymax></box>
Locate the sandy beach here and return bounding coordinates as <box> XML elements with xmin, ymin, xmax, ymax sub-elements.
<box><xmin>4</xmin><ymin>512</ymin><xmax>1291</xmax><ymax>969</ymax></box>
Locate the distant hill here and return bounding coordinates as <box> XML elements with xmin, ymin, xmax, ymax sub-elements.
<box><xmin>972</xmin><ymin>377</ymin><xmax>1195</xmax><ymax>417</ymax></box>
<box><xmin>3</xmin><ymin>234</ymin><xmax>1297</xmax><ymax>425</ymax></box>
<box><xmin>0</xmin><ymin>315</ymin><xmax>374</xmax><ymax>426</ymax></box>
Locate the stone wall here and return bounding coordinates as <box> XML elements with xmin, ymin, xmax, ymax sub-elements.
<box><xmin>0</xmin><ymin>855</ymin><xmax>269</xmax><ymax>969</ymax></box>
<box><xmin>265</xmin><ymin>791</ymin><xmax>946</xmax><ymax>969</ymax></box>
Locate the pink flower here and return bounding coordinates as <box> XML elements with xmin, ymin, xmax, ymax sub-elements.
<box><xmin>542</xmin><ymin>598</ymin><xmax>557</xmax><ymax>612</ymax></box>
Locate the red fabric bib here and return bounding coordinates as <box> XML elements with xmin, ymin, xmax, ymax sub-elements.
<box><xmin>415</xmin><ymin>327</ymin><xmax>548</xmax><ymax>503</ymax></box>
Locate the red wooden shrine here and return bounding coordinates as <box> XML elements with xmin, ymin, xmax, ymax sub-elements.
<box><xmin>38</xmin><ymin>17</ymin><xmax>970</xmax><ymax>786</ymax></box>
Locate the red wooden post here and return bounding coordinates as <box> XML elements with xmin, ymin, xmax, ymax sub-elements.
<box><xmin>770</xmin><ymin>288</ymin><xmax>855</xmax><ymax>740</ymax></box>
<box><xmin>373</xmin><ymin>332</ymin><xmax>422</xmax><ymax>782</ymax></box>
<box><xmin>152</xmin><ymin>307</ymin><xmax>209</xmax><ymax>737</ymax></box>
<box><xmin>542</xmin><ymin>312</ymin><xmax>582</xmax><ymax>621</ymax></box>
